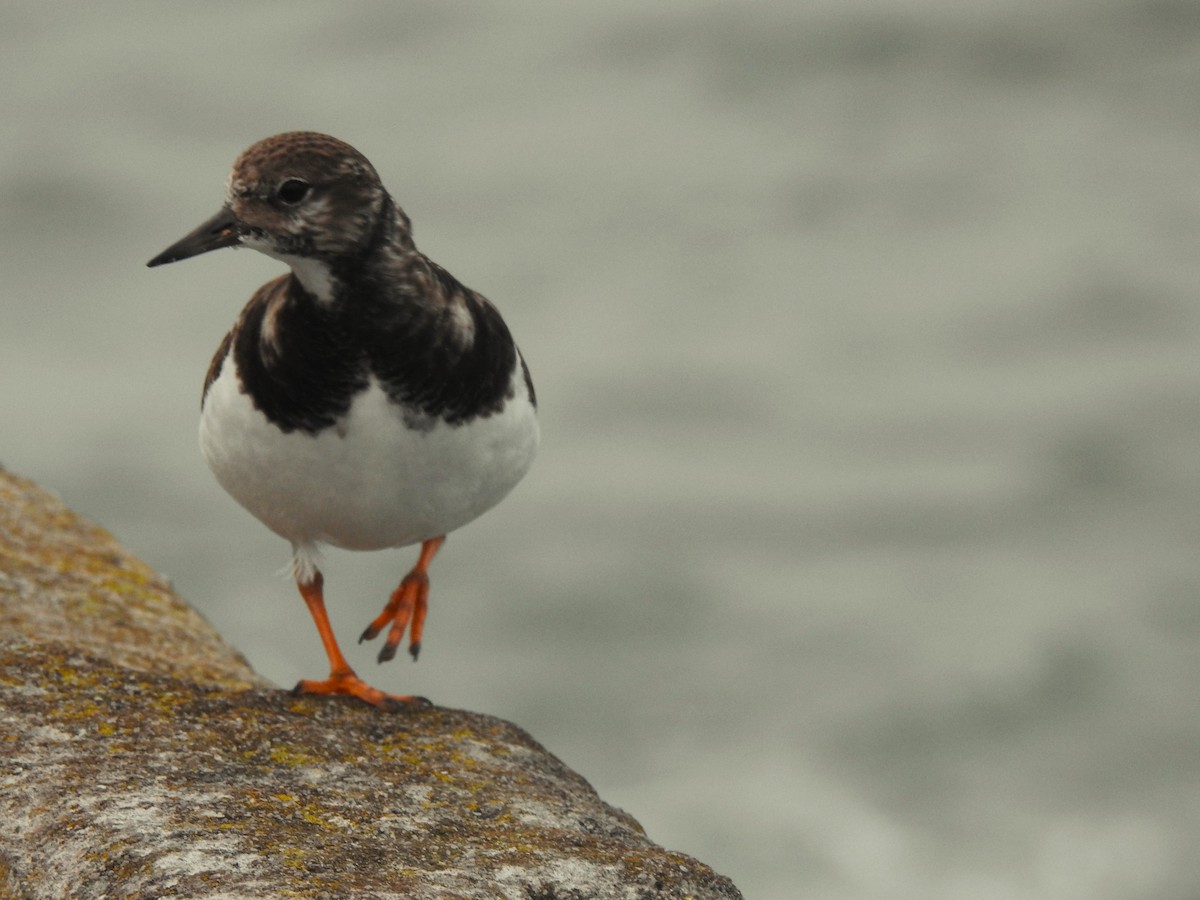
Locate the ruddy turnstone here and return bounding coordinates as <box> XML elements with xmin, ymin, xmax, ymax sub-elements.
<box><xmin>147</xmin><ymin>131</ymin><xmax>539</xmax><ymax>710</ymax></box>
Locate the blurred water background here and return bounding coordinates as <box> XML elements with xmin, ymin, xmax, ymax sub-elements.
<box><xmin>4</xmin><ymin>2</ymin><xmax>1200</xmax><ymax>897</ymax></box>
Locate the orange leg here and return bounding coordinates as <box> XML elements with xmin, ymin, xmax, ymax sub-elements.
<box><xmin>359</xmin><ymin>536</ymin><xmax>446</xmax><ymax>663</ymax></box>
<box><xmin>292</xmin><ymin>569</ymin><xmax>427</xmax><ymax>711</ymax></box>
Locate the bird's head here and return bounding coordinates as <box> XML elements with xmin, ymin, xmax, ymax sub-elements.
<box><xmin>148</xmin><ymin>132</ymin><xmax>399</xmax><ymax>298</ymax></box>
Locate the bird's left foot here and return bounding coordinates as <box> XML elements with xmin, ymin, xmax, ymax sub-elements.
<box><xmin>358</xmin><ymin>536</ymin><xmax>445</xmax><ymax>663</ymax></box>
<box><xmin>358</xmin><ymin>571</ymin><xmax>428</xmax><ymax>662</ymax></box>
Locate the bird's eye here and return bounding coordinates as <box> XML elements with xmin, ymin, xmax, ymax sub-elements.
<box><xmin>276</xmin><ymin>178</ymin><xmax>311</xmax><ymax>205</ymax></box>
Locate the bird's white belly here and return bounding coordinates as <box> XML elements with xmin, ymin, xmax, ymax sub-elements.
<box><xmin>199</xmin><ymin>358</ymin><xmax>539</xmax><ymax>551</ymax></box>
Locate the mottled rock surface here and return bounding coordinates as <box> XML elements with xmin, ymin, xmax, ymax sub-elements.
<box><xmin>0</xmin><ymin>467</ymin><xmax>742</xmax><ymax>899</ymax></box>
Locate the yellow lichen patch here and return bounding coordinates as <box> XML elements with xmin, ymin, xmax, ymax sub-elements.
<box><xmin>55</xmin><ymin>665</ymin><xmax>93</xmax><ymax>688</ymax></box>
<box><xmin>148</xmin><ymin>692</ymin><xmax>192</xmax><ymax>719</ymax></box>
<box><xmin>278</xmin><ymin>846</ymin><xmax>309</xmax><ymax>872</ymax></box>
<box><xmin>297</xmin><ymin>803</ymin><xmax>338</xmax><ymax>831</ymax></box>
<box><xmin>285</xmin><ymin>699</ymin><xmax>315</xmax><ymax>717</ymax></box>
<box><xmin>269</xmin><ymin>744</ymin><xmax>320</xmax><ymax>767</ymax></box>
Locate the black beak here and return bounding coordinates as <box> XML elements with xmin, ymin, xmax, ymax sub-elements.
<box><xmin>147</xmin><ymin>206</ymin><xmax>242</xmax><ymax>267</ymax></box>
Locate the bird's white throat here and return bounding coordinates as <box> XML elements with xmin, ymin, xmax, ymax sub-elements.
<box><xmin>245</xmin><ymin>239</ymin><xmax>339</xmax><ymax>304</ymax></box>
<box><xmin>281</xmin><ymin>255</ymin><xmax>338</xmax><ymax>304</ymax></box>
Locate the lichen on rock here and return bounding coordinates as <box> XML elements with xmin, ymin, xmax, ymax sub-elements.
<box><xmin>0</xmin><ymin>467</ymin><xmax>742</xmax><ymax>899</ymax></box>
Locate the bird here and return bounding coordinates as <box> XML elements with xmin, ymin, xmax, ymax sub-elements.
<box><xmin>147</xmin><ymin>131</ymin><xmax>539</xmax><ymax>710</ymax></box>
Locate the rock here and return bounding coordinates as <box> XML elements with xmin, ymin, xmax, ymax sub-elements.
<box><xmin>0</xmin><ymin>467</ymin><xmax>742</xmax><ymax>899</ymax></box>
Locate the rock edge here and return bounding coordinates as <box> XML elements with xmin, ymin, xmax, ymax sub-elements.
<box><xmin>0</xmin><ymin>467</ymin><xmax>742</xmax><ymax>899</ymax></box>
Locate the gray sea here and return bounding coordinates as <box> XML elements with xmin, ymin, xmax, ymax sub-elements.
<box><xmin>4</xmin><ymin>2</ymin><xmax>1200</xmax><ymax>897</ymax></box>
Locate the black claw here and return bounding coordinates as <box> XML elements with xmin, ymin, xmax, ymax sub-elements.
<box><xmin>409</xmin><ymin>642</ymin><xmax>421</xmax><ymax>662</ymax></box>
<box><xmin>289</xmin><ymin>681</ymin><xmax>305</xmax><ymax>697</ymax></box>
<box><xmin>358</xmin><ymin>626</ymin><xmax>377</xmax><ymax>644</ymax></box>
<box><xmin>377</xmin><ymin>642</ymin><xmax>398</xmax><ymax>664</ymax></box>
